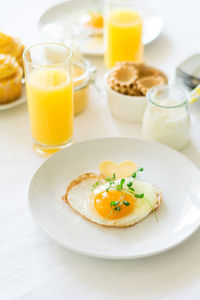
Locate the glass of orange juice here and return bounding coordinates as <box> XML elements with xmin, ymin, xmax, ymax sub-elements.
<box><xmin>104</xmin><ymin>0</ymin><xmax>143</xmax><ymax>68</ymax></box>
<box><xmin>23</xmin><ymin>42</ymin><xmax>73</xmax><ymax>155</ymax></box>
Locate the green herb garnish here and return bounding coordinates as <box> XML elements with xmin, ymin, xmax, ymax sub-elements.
<box><xmin>131</xmin><ymin>167</ymin><xmax>144</xmax><ymax>179</ymax></box>
<box><xmin>91</xmin><ymin>181</ymin><xmax>100</xmax><ymax>191</ymax></box>
<box><xmin>135</xmin><ymin>193</ymin><xmax>144</xmax><ymax>198</ymax></box>
<box><xmin>110</xmin><ymin>200</ymin><xmax>119</xmax><ymax>207</ymax></box>
<box><xmin>116</xmin><ymin>184</ymin><xmax>121</xmax><ymax>191</ymax></box>
<box><xmin>129</xmin><ymin>187</ymin><xmax>135</xmax><ymax>192</ymax></box>
<box><xmin>127</xmin><ymin>182</ymin><xmax>135</xmax><ymax>192</ymax></box>
<box><xmin>93</xmin><ymin>170</ymin><xmax>158</xmax><ymax>223</ymax></box>
<box><xmin>101</xmin><ymin>168</ymin><xmax>158</xmax><ymax>222</ymax></box>
<box><xmin>132</xmin><ymin>172</ymin><xmax>137</xmax><ymax>178</ymax></box>
<box><xmin>123</xmin><ymin>200</ymin><xmax>130</xmax><ymax>206</ymax></box>
<box><xmin>120</xmin><ymin>178</ymin><xmax>125</xmax><ymax>188</ymax></box>
<box><xmin>114</xmin><ymin>206</ymin><xmax>121</xmax><ymax>211</ymax></box>
<box><xmin>105</xmin><ymin>173</ymin><xmax>116</xmax><ymax>185</ymax></box>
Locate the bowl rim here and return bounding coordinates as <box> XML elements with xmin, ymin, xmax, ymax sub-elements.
<box><xmin>104</xmin><ymin>65</ymin><xmax>168</xmax><ymax>101</ymax></box>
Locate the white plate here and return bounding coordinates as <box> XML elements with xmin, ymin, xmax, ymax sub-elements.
<box><xmin>28</xmin><ymin>137</ymin><xmax>200</xmax><ymax>259</ymax></box>
<box><xmin>0</xmin><ymin>85</ymin><xmax>26</xmax><ymax>111</ymax></box>
<box><xmin>38</xmin><ymin>0</ymin><xmax>164</xmax><ymax>56</ymax></box>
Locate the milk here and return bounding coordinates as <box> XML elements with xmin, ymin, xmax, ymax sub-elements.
<box><xmin>142</xmin><ymin>99</ymin><xmax>190</xmax><ymax>150</ymax></box>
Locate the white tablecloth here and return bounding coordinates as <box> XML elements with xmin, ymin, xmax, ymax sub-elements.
<box><xmin>1</xmin><ymin>0</ymin><xmax>200</xmax><ymax>299</ymax></box>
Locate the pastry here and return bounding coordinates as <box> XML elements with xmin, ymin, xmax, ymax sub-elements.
<box><xmin>0</xmin><ymin>32</ymin><xmax>25</xmax><ymax>69</ymax></box>
<box><xmin>136</xmin><ymin>75</ymin><xmax>166</xmax><ymax>96</ymax></box>
<box><xmin>108</xmin><ymin>61</ymin><xmax>168</xmax><ymax>96</ymax></box>
<box><xmin>0</xmin><ymin>54</ymin><xmax>23</xmax><ymax>104</ymax></box>
<box><xmin>108</xmin><ymin>65</ymin><xmax>138</xmax><ymax>95</ymax></box>
<box><xmin>117</xmin><ymin>61</ymin><xmax>164</xmax><ymax>78</ymax></box>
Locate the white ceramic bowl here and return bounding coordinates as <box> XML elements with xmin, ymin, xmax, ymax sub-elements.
<box><xmin>105</xmin><ymin>70</ymin><xmax>147</xmax><ymax>123</ymax></box>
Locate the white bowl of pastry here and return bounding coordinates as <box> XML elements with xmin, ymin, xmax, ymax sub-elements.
<box><xmin>105</xmin><ymin>62</ymin><xmax>168</xmax><ymax>123</ymax></box>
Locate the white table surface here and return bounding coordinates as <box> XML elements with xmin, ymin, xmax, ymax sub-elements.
<box><xmin>1</xmin><ymin>0</ymin><xmax>200</xmax><ymax>299</ymax></box>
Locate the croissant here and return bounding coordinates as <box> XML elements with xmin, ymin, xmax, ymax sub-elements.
<box><xmin>0</xmin><ymin>32</ymin><xmax>25</xmax><ymax>69</ymax></box>
<box><xmin>0</xmin><ymin>54</ymin><xmax>23</xmax><ymax>104</ymax></box>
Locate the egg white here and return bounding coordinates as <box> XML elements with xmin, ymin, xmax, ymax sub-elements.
<box><xmin>66</xmin><ymin>176</ymin><xmax>160</xmax><ymax>227</ymax></box>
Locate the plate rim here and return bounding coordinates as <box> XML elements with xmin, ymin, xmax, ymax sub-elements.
<box><xmin>38</xmin><ymin>0</ymin><xmax>164</xmax><ymax>56</ymax></box>
<box><xmin>28</xmin><ymin>137</ymin><xmax>200</xmax><ymax>259</ymax></box>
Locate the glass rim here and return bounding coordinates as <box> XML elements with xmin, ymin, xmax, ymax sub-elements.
<box><xmin>73</xmin><ymin>59</ymin><xmax>90</xmax><ymax>84</ymax></box>
<box><xmin>23</xmin><ymin>42</ymin><xmax>73</xmax><ymax>68</ymax></box>
<box><xmin>146</xmin><ymin>84</ymin><xmax>189</xmax><ymax>109</ymax></box>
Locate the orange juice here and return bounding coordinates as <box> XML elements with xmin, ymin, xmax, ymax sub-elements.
<box><xmin>26</xmin><ymin>68</ymin><xmax>73</xmax><ymax>146</ymax></box>
<box><xmin>105</xmin><ymin>9</ymin><xmax>143</xmax><ymax>68</ymax></box>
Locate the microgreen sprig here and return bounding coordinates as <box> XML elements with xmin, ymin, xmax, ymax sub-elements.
<box><xmin>116</xmin><ymin>178</ymin><xmax>125</xmax><ymax>191</ymax></box>
<box><xmin>101</xmin><ymin>188</ymin><xmax>128</xmax><ymax>223</ymax></box>
<box><xmin>132</xmin><ymin>167</ymin><xmax>144</xmax><ymax>179</ymax></box>
<box><xmin>91</xmin><ymin>180</ymin><xmax>100</xmax><ymax>191</ymax></box>
<box><xmin>92</xmin><ymin>167</ymin><xmax>158</xmax><ymax>223</ymax></box>
<box><xmin>127</xmin><ymin>181</ymin><xmax>135</xmax><ymax>192</ymax></box>
<box><xmin>112</xmin><ymin>190</ymin><xmax>128</xmax><ymax>214</ymax></box>
<box><xmin>138</xmin><ymin>167</ymin><xmax>144</xmax><ymax>172</ymax></box>
<box><xmin>105</xmin><ymin>173</ymin><xmax>116</xmax><ymax>186</ymax></box>
<box><xmin>132</xmin><ymin>172</ymin><xmax>137</xmax><ymax>178</ymax></box>
<box><xmin>123</xmin><ymin>200</ymin><xmax>130</xmax><ymax>206</ymax></box>
<box><xmin>110</xmin><ymin>200</ymin><xmax>119</xmax><ymax>207</ymax></box>
<box><xmin>135</xmin><ymin>193</ymin><xmax>144</xmax><ymax>198</ymax></box>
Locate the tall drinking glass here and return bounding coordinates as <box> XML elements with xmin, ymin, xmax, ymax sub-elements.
<box><xmin>23</xmin><ymin>42</ymin><xmax>73</xmax><ymax>155</ymax></box>
<box><xmin>104</xmin><ymin>0</ymin><xmax>143</xmax><ymax>68</ymax></box>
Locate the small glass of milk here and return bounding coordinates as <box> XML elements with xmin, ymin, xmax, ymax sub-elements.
<box><xmin>142</xmin><ymin>85</ymin><xmax>190</xmax><ymax>150</ymax></box>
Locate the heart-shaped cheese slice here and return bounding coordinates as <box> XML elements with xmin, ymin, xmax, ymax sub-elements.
<box><xmin>99</xmin><ymin>160</ymin><xmax>138</xmax><ymax>179</ymax></box>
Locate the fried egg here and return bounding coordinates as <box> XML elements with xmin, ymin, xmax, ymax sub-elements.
<box><xmin>63</xmin><ymin>173</ymin><xmax>161</xmax><ymax>227</ymax></box>
<box><xmin>79</xmin><ymin>12</ymin><xmax>103</xmax><ymax>36</ymax></box>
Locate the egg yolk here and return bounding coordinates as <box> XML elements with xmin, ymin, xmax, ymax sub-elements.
<box><xmin>94</xmin><ymin>190</ymin><xmax>135</xmax><ymax>220</ymax></box>
<box><xmin>86</xmin><ymin>12</ymin><xmax>104</xmax><ymax>28</ymax></box>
